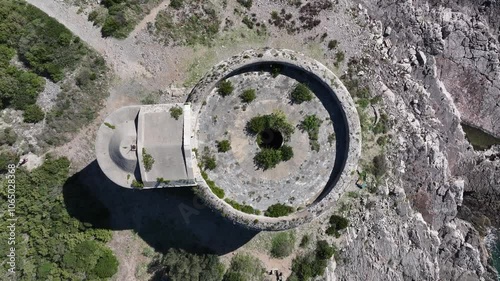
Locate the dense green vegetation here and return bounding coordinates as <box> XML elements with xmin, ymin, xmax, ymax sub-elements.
<box><xmin>217</xmin><ymin>140</ymin><xmax>231</xmax><ymax>153</ymax></box>
<box><xmin>223</xmin><ymin>253</ymin><xmax>265</xmax><ymax>281</ymax></box>
<box><xmin>0</xmin><ymin>127</ymin><xmax>17</xmax><ymax>146</ymax></box>
<box><xmin>264</xmin><ymin>203</ymin><xmax>294</xmax><ymax>217</ymax></box>
<box><xmin>224</xmin><ymin>198</ymin><xmax>260</xmax><ymax>215</ymax></box>
<box><xmin>149</xmin><ymin>248</ymin><xmax>224</xmax><ymax>281</ymax></box>
<box><xmin>153</xmin><ymin>0</ymin><xmax>220</xmax><ymax>46</ymax></box>
<box><xmin>326</xmin><ymin>215</ymin><xmax>349</xmax><ymax>237</ymax></box>
<box><xmin>218</xmin><ymin>80</ymin><xmax>234</xmax><ymax>97</ymax></box>
<box><xmin>288</xmin><ymin>240</ymin><xmax>336</xmax><ymax>281</ymax></box>
<box><xmin>270</xmin><ymin>232</ymin><xmax>295</xmax><ymax>258</ymax></box>
<box><xmin>23</xmin><ymin>104</ymin><xmax>45</xmax><ymax>123</ymax></box>
<box><xmin>0</xmin><ymin>0</ymin><xmax>109</xmax><ymax>144</ymax></box>
<box><xmin>142</xmin><ymin>148</ymin><xmax>155</xmax><ymax>171</ymax></box>
<box><xmin>299</xmin><ymin>114</ymin><xmax>323</xmax><ymax>151</ymax></box>
<box><xmin>170</xmin><ymin>106</ymin><xmax>183</xmax><ymax>120</ymax></box>
<box><xmin>239</xmin><ymin>88</ymin><xmax>256</xmax><ymax>103</ymax></box>
<box><xmin>253</xmin><ymin>146</ymin><xmax>294</xmax><ymax>170</ymax></box>
<box><xmin>290</xmin><ymin>83</ymin><xmax>313</xmax><ymax>104</ymax></box>
<box><xmin>0</xmin><ymin>157</ymin><xmax>118</xmax><ymax>280</ymax></box>
<box><xmin>247</xmin><ymin>111</ymin><xmax>295</xmax><ymax>141</ymax></box>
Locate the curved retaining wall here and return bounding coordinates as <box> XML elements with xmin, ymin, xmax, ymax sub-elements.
<box><xmin>188</xmin><ymin>48</ymin><xmax>361</xmax><ymax>231</ymax></box>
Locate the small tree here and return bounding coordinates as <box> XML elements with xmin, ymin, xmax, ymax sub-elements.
<box><xmin>290</xmin><ymin>83</ymin><xmax>313</xmax><ymax>104</ymax></box>
<box><xmin>170</xmin><ymin>106</ymin><xmax>183</xmax><ymax>120</ymax></box>
<box><xmin>23</xmin><ymin>104</ymin><xmax>45</xmax><ymax>123</ymax></box>
<box><xmin>217</xmin><ymin>140</ymin><xmax>231</xmax><ymax>152</ymax></box>
<box><xmin>316</xmin><ymin>240</ymin><xmax>335</xmax><ymax>260</ymax></box>
<box><xmin>218</xmin><ymin>80</ymin><xmax>234</xmax><ymax>97</ymax></box>
<box><xmin>327</xmin><ymin>39</ymin><xmax>338</xmax><ymax>50</ymax></box>
<box><xmin>131</xmin><ymin>179</ymin><xmax>144</xmax><ymax>189</ymax></box>
<box><xmin>239</xmin><ymin>89</ymin><xmax>256</xmax><ymax>103</ymax></box>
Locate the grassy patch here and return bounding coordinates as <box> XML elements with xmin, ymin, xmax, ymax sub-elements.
<box><xmin>290</xmin><ymin>83</ymin><xmax>313</xmax><ymax>104</ymax></box>
<box><xmin>170</xmin><ymin>106</ymin><xmax>183</xmax><ymax>120</ymax></box>
<box><xmin>239</xmin><ymin>88</ymin><xmax>256</xmax><ymax>103</ymax></box>
<box><xmin>271</xmin><ymin>231</ymin><xmax>295</xmax><ymax>258</ymax></box>
<box><xmin>224</xmin><ymin>198</ymin><xmax>260</xmax><ymax>215</ymax></box>
<box><xmin>104</xmin><ymin>122</ymin><xmax>115</xmax><ymax>129</ymax></box>
<box><xmin>216</xmin><ymin>139</ymin><xmax>231</xmax><ymax>152</ymax></box>
<box><xmin>299</xmin><ymin>115</ymin><xmax>323</xmax><ymax>151</ymax></box>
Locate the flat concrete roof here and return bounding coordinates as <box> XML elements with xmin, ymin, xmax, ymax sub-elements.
<box><xmin>96</xmin><ymin>104</ymin><xmax>195</xmax><ymax>188</ymax></box>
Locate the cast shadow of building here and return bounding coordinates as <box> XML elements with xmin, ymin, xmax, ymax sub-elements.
<box><xmin>62</xmin><ymin>160</ymin><xmax>258</xmax><ymax>255</ymax></box>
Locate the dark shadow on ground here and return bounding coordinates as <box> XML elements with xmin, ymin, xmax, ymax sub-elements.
<box><xmin>63</xmin><ymin>160</ymin><xmax>258</xmax><ymax>255</ymax></box>
<box><xmin>227</xmin><ymin>62</ymin><xmax>350</xmax><ymax>204</ymax></box>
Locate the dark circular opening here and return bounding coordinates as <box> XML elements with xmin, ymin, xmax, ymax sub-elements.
<box><xmin>259</xmin><ymin>129</ymin><xmax>283</xmax><ymax>149</ymax></box>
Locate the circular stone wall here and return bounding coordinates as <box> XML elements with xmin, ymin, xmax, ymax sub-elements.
<box><xmin>188</xmin><ymin>48</ymin><xmax>361</xmax><ymax>231</ymax></box>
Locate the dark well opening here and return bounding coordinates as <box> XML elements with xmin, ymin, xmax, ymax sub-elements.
<box><xmin>258</xmin><ymin>129</ymin><xmax>283</xmax><ymax>149</ymax></box>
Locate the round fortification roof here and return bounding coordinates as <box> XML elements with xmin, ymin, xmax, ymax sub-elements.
<box><xmin>95</xmin><ymin>106</ymin><xmax>141</xmax><ymax>187</ymax></box>
<box><xmin>188</xmin><ymin>48</ymin><xmax>361</xmax><ymax>231</ymax></box>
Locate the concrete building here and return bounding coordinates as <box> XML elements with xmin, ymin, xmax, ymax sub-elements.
<box><xmin>95</xmin><ymin>103</ymin><xmax>196</xmax><ymax>188</ymax></box>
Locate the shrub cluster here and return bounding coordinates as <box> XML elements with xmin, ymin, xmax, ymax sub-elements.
<box><xmin>270</xmin><ymin>232</ymin><xmax>296</xmax><ymax>258</ymax></box>
<box><xmin>290</xmin><ymin>83</ymin><xmax>313</xmax><ymax>104</ymax></box>
<box><xmin>247</xmin><ymin>111</ymin><xmax>295</xmax><ymax>141</ymax></box>
<box><xmin>288</xmin><ymin>240</ymin><xmax>336</xmax><ymax>281</ymax></box>
<box><xmin>254</xmin><ymin>145</ymin><xmax>294</xmax><ymax>170</ymax></box>
<box><xmin>264</xmin><ymin>203</ymin><xmax>294</xmax><ymax>217</ymax></box>
<box><xmin>218</xmin><ymin>80</ymin><xmax>234</xmax><ymax>97</ymax></box>
<box><xmin>200</xmin><ymin>147</ymin><xmax>217</xmax><ymax>170</ymax></box>
<box><xmin>224</xmin><ymin>198</ymin><xmax>260</xmax><ymax>215</ymax></box>
<box><xmin>23</xmin><ymin>104</ymin><xmax>45</xmax><ymax>123</ymax></box>
<box><xmin>299</xmin><ymin>115</ymin><xmax>323</xmax><ymax>151</ymax></box>
<box><xmin>216</xmin><ymin>139</ymin><xmax>231</xmax><ymax>152</ymax></box>
<box><xmin>142</xmin><ymin>148</ymin><xmax>155</xmax><ymax>172</ymax></box>
<box><xmin>239</xmin><ymin>88</ymin><xmax>256</xmax><ymax>103</ymax></box>
<box><xmin>223</xmin><ymin>253</ymin><xmax>265</xmax><ymax>281</ymax></box>
<box><xmin>326</xmin><ymin>214</ymin><xmax>349</xmax><ymax>237</ymax></box>
<box><xmin>170</xmin><ymin>106</ymin><xmax>183</xmax><ymax>120</ymax></box>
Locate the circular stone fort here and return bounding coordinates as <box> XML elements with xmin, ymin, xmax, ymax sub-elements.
<box><xmin>95</xmin><ymin>48</ymin><xmax>361</xmax><ymax>231</ymax></box>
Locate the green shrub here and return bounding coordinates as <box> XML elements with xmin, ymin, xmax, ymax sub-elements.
<box><xmin>239</xmin><ymin>88</ymin><xmax>256</xmax><ymax>103</ymax></box>
<box><xmin>170</xmin><ymin>106</ymin><xmax>183</xmax><ymax>120</ymax></box>
<box><xmin>0</xmin><ymin>128</ymin><xmax>17</xmax><ymax>146</ymax></box>
<box><xmin>280</xmin><ymin>145</ymin><xmax>294</xmax><ymax>161</ymax></box>
<box><xmin>201</xmin><ymin>147</ymin><xmax>217</xmax><ymax>170</ymax></box>
<box><xmin>271</xmin><ymin>232</ymin><xmax>295</xmax><ymax>258</ymax></box>
<box><xmin>289</xmin><ymin>253</ymin><xmax>327</xmax><ymax>280</ymax></box>
<box><xmin>218</xmin><ymin>80</ymin><xmax>234</xmax><ymax>97</ymax></box>
<box><xmin>327</xmin><ymin>39</ymin><xmax>338</xmax><ymax>49</ymax></box>
<box><xmin>224</xmin><ymin>198</ymin><xmax>260</xmax><ymax>215</ymax></box>
<box><xmin>23</xmin><ymin>104</ymin><xmax>45</xmax><ymax>123</ymax></box>
<box><xmin>169</xmin><ymin>0</ymin><xmax>184</xmax><ymax>9</ymax></box>
<box><xmin>334</xmin><ymin>51</ymin><xmax>345</xmax><ymax>67</ymax></box>
<box><xmin>152</xmin><ymin>248</ymin><xmax>224</xmax><ymax>281</ymax></box>
<box><xmin>0</xmin><ymin>151</ymin><xmax>19</xmax><ymax>173</ymax></box>
<box><xmin>254</xmin><ymin>148</ymin><xmax>282</xmax><ymax>170</ymax></box>
<box><xmin>131</xmin><ymin>179</ymin><xmax>144</xmax><ymax>189</ymax></box>
<box><xmin>217</xmin><ymin>139</ymin><xmax>231</xmax><ymax>152</ymax></box>
<box><xmin>271</xmin><ymin>64</ymin><xmax>282</xmax><ymax>78</ymax></box>
<box><xmin>91</xmin><ymin>249</ymin><xmax>118</xmax><ymax>278</ymax></box>
<box><xmin>223</xmin><ymin>253</ymin><xmax>265</xmax><ymax>281</ymax></box>
<box><xmin>104</xmin><ymin>122</ymin><xmax>115</xmax><ymax>129</ymax></box>
<box><xmin>142</xmin><ymin>148</ymin><xmax>155</xmax><ymax>171</ymax></box>
<box><xmin>329</xmin><ymin>215</ymin><xmax>349</xmax><ymax>230</ymax></box>
<box><xmin>316</xmin><ymin>240</ymin><xmax>335</xmax><ymax>260</ymax></box>
<box><xmin>247</xmin><ymin>111</ymin><xmax>295</xmax><ymax>140</ymax></box>
<box><xmin>290</xmin><ymin>83</ymin><xmax>313</xmax><ymax>104</ymax></box>
<box><xmin>242</xmin><ymin>16</ymin><xmax>254</xmax><ymax>29</ymax></box>
<box><xmin>299</xmin><ymin>235</ymin><xmax>310</xmax><ymax>248</ymax></box>
<box><xmin>264</xmin><ymin>203</ymin><xmax>294</xmax><ymax>217</ymax></box>
<box><xmin>371</xmin><ymin>155</ymin><xmax>387</xmax><ymax>178</ymax></box>
<box><xmin>237</xmin><ymin>0</ymin><xmax>253</xmax><ymax>9</ymax></box>
<box><xmin>299</xmin><ymin>115</ymin><xmax>323</xmax><ymax>151</ymax></box>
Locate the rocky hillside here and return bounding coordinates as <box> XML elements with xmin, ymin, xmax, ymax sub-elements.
<box><xmin>330</xmin><ymin>0</ymin><xmax>500</xmax><ymax>280</ymax></box>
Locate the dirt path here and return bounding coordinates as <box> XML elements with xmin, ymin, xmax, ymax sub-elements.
<box><xmin>128</xmin><ymin>0</ymin><xmax>170</xmax><ymax>38</ymax></box>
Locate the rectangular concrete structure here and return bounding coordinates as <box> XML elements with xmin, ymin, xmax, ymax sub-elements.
<box><xmin>137</xmin><ymin>104</ymin><xmax>195</xmax><ymax>188</ymax></box>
